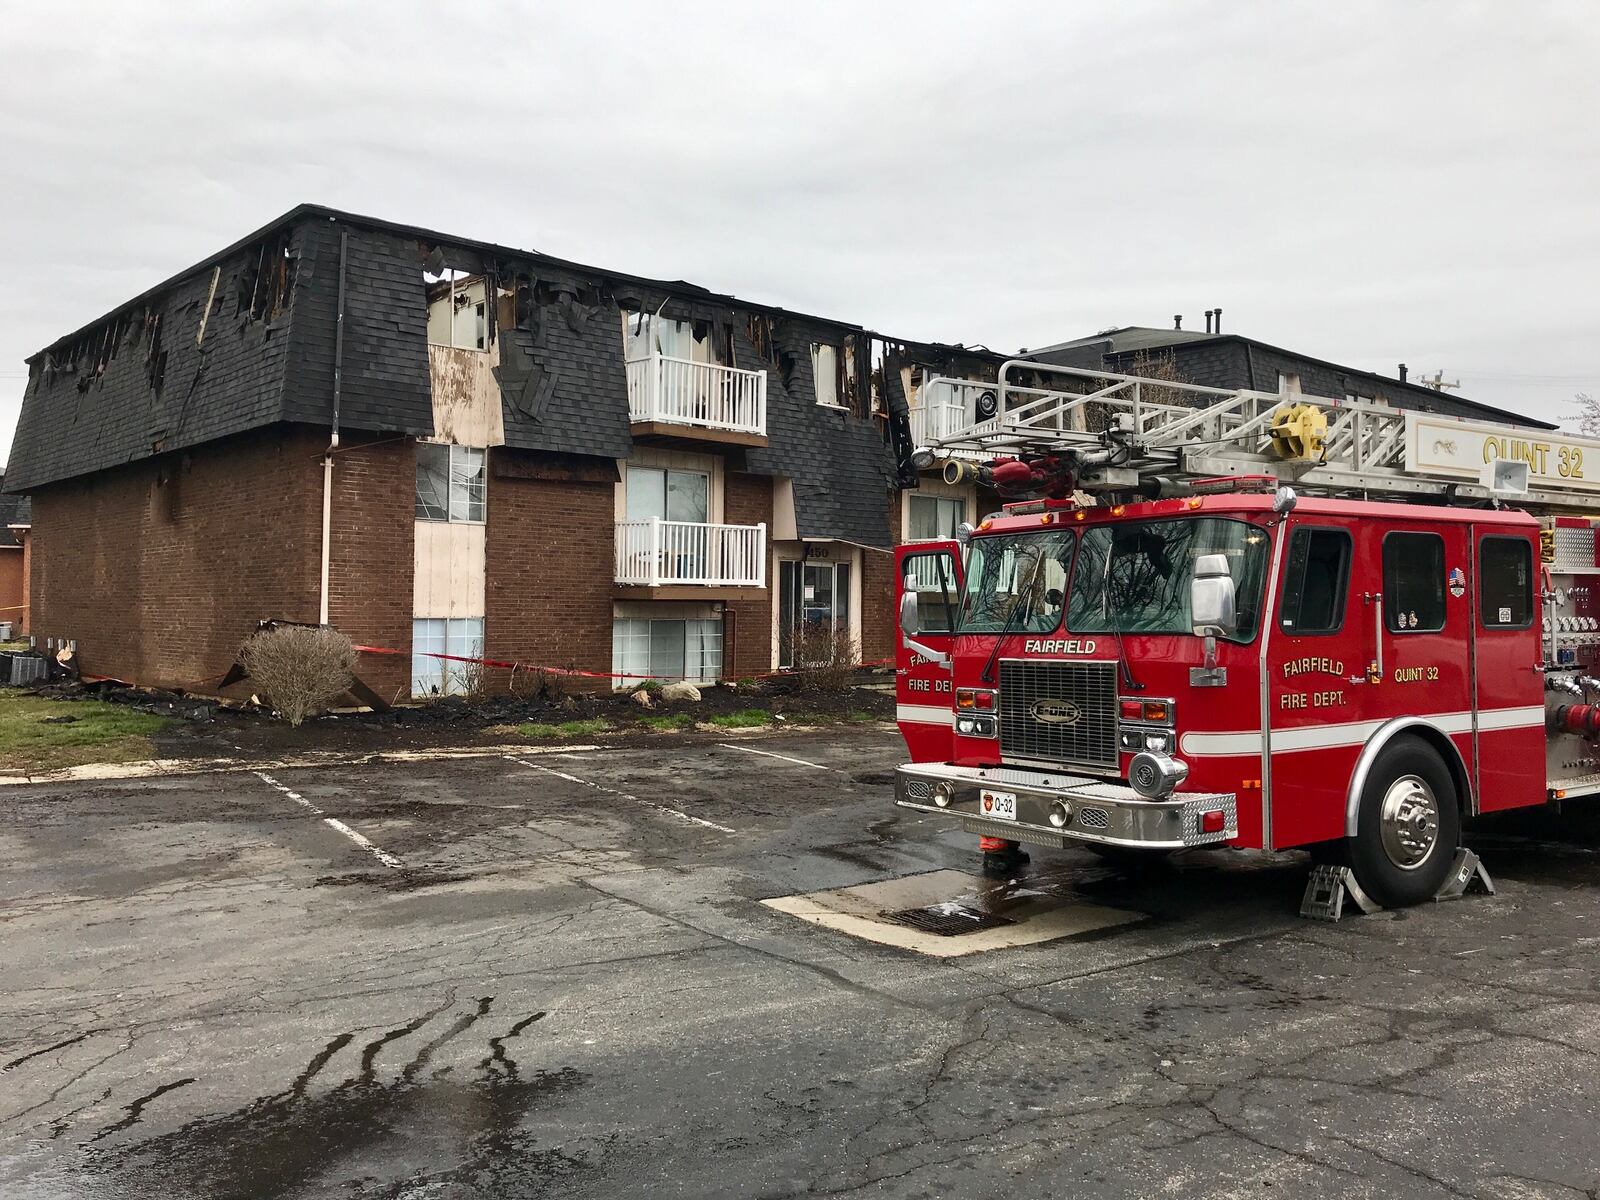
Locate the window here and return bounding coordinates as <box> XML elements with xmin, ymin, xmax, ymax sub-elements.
<box><xmin>625</xmin><ymin>466</ymin><xmax>709</xmax><ymax>524</ymax></box>
<box><xmin>1383</xmin><ymin>532</ymin><xmax>1446</xmax><ymax>632</ymax></box>
<box><xmin>907</xmin><ymin>494</ymin><xmax>966</xmax><ymax>542</ymax></box>
<box><xmin>1066</xmin><ymin>518</ymin><xmax>1270</xmax><ymax>642</ymax></box>
<box><xmin>961</xmin><ymin>531</ymin><xmax>1076</xmax><ymax>634</ymax></box>
<box><xmin>415</xmin><ymin>444</ymin><xmax>486</xmax><ymax>523</ymax></box>
<box><xmin>1279</xmin><ymin>527</ymin><xmax>1352</xmax><ymax>634</ymax></box>
<box><xmin>425</xmin><ymin>271</ymin><xmax>487</xmax><ymax>350</ymax></box>
<box><xmin>812</xmin><ymin>344</ymin><xmax>840</xmax><ymax>407</ymax></box>
<box><xmin>901</xmin><ymin>550</ymin><xmax>959</xmax><ymax>634</ymax></box>
<box><xmin>412</xmin><ymin>617</ymin><xmax>484</xmax><ymax>697</ymax></box>
<box><xmin>612</xmin><ymin>618</ymin><xmax>723</xmax><ymax>684</ymax></box>
<box><xmin>1480</xmin><ymin>536</ymin><xmax>1533</xmax><ymax>629</ymax></box>
<box><xmin>1278</xmin><ymin>372</ymin><xmax>1301</xmax><ymax>395</ymax></box>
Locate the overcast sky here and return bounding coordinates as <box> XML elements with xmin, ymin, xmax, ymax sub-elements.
<box><xmin>2</xmin><ymin>2</ymin><xmax>1597</xmax><ymax>463</ymax></box>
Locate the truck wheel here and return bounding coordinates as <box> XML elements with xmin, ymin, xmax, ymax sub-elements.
<box><xmin>1349</xmin><ymin>737</ymin><xmax>1460</xmax><ymax>907</ymax></box>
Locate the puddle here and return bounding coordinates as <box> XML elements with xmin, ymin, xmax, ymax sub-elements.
<box><xmin>72</xmin><ymin>997</ymin><xmax>587</xmax><ymax>1197</ymax></box>
<box><xmin>762</xmin><ymin>868</ymin><xmax>1147</xmax><ymax>957</ymax></box>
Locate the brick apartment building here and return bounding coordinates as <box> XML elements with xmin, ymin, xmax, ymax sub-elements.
<box><xmin>4</xmin><ymin>205</ymin><xmax>1000</xmax><ymax>701</ymax></box>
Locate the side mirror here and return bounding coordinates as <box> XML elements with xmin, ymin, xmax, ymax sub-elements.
<box><xmin>1191</xmin><ymin>553</ymin><xmax>1237</xmax><ymax>637</ymax></box>
<box><xmin>899</xmin><ymin>574</ymin><xmax>920</xmax><ymax>636</ymax></box>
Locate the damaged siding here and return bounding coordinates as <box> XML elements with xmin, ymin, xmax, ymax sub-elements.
<box><xmin>7</xmin><ymin>231</ymin><xmax>300</xmax><ymax>492</ymax></box>
<box><xmin>737</xmin><ymin>319</ymin><xmax>897</xmax><ymax>550</ymax></box>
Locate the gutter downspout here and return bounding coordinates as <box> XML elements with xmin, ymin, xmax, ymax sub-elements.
<box><xmin>319</xmin><ymin>229</ymin><xmax>348</xmax><ymax>626</ymax></box>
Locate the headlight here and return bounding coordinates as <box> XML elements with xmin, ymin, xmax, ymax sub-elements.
<box><xmin>1129</xmin><ymin>751</ymin><xmax>1189</xmax><ymax>799</ymax></box>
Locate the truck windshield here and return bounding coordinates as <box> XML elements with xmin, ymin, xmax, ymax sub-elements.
<box><xmin>1065</xmin><ymin>517</ymin><xmax>1270</xmax><ymax>642</ymax></box>
<box><xmin>958</xmin><ymin>531</ymin><xmax>1076</xmax><ymax>633</ymax></box>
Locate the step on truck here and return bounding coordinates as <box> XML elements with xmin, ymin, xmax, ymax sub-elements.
<box><xmin>893</xmin><ymin>361</ymin><xmax>1600</xmax><ymax>907</ymax></box>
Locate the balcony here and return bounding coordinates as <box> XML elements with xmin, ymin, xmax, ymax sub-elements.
<box><xmin>908</xmin><ymin>378</ymin><xmax>998</xmax><ymax>463</ymax></box>
<box><xmin>614</xmin><ymin>517</ymin><xmax>767</xmax><ymax>598</ymax></box>
<box><xmin>626</xmin><ymin>354</ymin><xmax>767</xmax><ymax>445</ymax></box>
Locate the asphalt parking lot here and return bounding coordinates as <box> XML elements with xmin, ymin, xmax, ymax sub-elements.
<box><xmin>3</xmin><ymin>726</ymin><xmax>1600</xmax><ymax>1199</ymax></box>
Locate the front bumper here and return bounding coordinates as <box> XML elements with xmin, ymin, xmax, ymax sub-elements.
<box><xmin>895</xmin><ymin>762</ymin><xmax>1237</xmax><ymax>850</ymax></box>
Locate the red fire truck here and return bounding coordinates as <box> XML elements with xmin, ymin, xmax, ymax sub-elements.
<box><xmin>893</xmin><ymin>362</ymin><xmax>1600</xmax><ymax>910</ymax></box>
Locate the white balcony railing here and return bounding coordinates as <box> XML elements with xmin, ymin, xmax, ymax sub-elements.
<box><xmin>615</xmin><ymin>518</ymin><xmax>768</xmax><ymax>587</ymax></box>
<box><xmin>908</xmin><ymin>398</ymin><xmax>972</xmax><ymax>445</ymax></box>
<box><xmin>908</xmin><ymin>379</ymin><xmax>998</xmax><ymax>462</ymax></box>
<box><xmin>626</xmin><ymin>354</ymin><xmax>767</xmax><ymax>437</ymax></box>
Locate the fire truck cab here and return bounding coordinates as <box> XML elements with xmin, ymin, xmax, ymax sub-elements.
<box><xmin>893</xmin><ymin>362</ymin><xmax>1600</xmax><ymax>908</ymax></box>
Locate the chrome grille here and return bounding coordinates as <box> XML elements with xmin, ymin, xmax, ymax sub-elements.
<box><xmin>998</xmin><ymin>660</ymin><xmax>1119</xmax><ymax>768</ymax></box>
<box><xmin>903</xmin><ymin>779</ymin><xmax>934</xmax><ymax>801</ymax></box>
<box><xmin>1077</xmin><ymin>806</ymin><xmax>1110</xmax><ymax>829</ymax></box>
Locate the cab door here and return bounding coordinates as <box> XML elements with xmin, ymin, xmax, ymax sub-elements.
<box><xmin>1373</xmin><ymin>520</ymin><xmax>1476</xmax><ymax>795</ymax></box>
<box><xmin>894</xmin><ymin>542</ymin><xmax>962</xmax><ymax>763</ymax></box>
<box><xmin>1470</xmin><ymin>525</ymin><xmax>1543</xmax><ymax>812</ymax></box>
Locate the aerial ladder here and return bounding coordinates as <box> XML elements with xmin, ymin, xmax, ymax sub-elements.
<box><xmin>910</xmin><ymin>360</ymin><xmax>1600</xmax><ymax>512</ymax></box>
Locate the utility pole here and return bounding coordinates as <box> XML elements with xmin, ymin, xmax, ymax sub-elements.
<box><xmin>1417</xmin><ymin>369</ymin><xmax>1460</xmax><ymax>393</ymax></box>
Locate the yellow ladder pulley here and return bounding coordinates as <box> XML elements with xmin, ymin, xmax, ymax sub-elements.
<box><xmin>1269</xmin><ymin>403</ymin><xmax>1328</xmax><ymax>462</ymax></box>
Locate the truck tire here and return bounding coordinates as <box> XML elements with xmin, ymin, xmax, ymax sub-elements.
<box><xmin>1349</xmin><ymin>736</ymin><xmax>1460</xmax><ymax>907</ymax></box>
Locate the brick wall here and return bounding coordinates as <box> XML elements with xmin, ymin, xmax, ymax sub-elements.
<box><xmin>723</xmin><ymin>471</ymin><xmax>774</xmax><ymax>678</ymax></box>
<box><xmin>484</xmin><ymin>456</ymin><xmax>615</xmax><ymax>691</ymax></box>
<box><xmin>327</xmin><ymin>436</ymin><xmax>415</xmax><ymax>702</ymax></box>
<box><xmin>31</xmin><ymin>426</ymin><xmax>326</xmax><ymax>689</ymax></box>
<box><xmin>860</xmin><ymin>490</ymin><xmax>900</xmax><ymax>666</ymax></box>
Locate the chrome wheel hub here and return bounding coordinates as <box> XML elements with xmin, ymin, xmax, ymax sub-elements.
<box><xmin>1379</xmin><ymin>774</ymin><xmax>1440</xmax><ymax>870</ymax></box>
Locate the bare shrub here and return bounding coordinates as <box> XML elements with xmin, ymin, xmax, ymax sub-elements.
<box><xmin>451</xmin><ymin>657</ymin><xmax>486</xmax><ymax>700</ymax></box>
<box><xmin>790</xmin><ymin>625</ymin><xmax>859</xmax><ymax>693</ymax></box>
<box><xmin>239</xmin><ymin>626</ymin><xmax>358</xmax><ymax>727</ymax></box>
<box><xmin>509</xmin><ymin>663</ymin><xmax>569</xmax><ymax>703</ymax></box>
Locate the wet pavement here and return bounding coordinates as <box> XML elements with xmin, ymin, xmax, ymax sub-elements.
<box><xmin>2</xmin><ymin>726</ymin><xmax>1600</xmax><ymax>1198</ymax></box>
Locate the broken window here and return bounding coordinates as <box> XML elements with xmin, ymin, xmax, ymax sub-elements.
<box><xmin>812</xmin><ymin>344</ymin><xmax>841</xmax><ymax>407</ymax></box>
<box><xmin>245</xmin><ymin>233</ymin><xmax>295</xmax><ymax>322</ymax></box>
<box><xmin>622</xmin><ymin>311</ymin><xmax>724</xmax><ymax>365</ymax></box>
<box><xmin>869</xmin><ymin>341</ymin><xmax>887</xmax><ymax>415</ymax></box>
<box><xmin>425</xmin><ymin>270</ymin><xmax>488</xmax><ymax>351</ymax></box>
<box><xmin>415</xmin><ymin>443</ymin><xmax>487</xmax><ymax>523</ymax></box>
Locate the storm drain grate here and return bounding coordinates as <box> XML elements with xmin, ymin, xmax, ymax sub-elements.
<box><xmin>882</xmin><ymin>904</ymin><xmax>1017</xmax><ymax>937</ymax></box>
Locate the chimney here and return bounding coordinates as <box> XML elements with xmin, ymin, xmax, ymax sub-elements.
<box><xmin>1203</xmin><ymin>309</ymin><xmax>1213</xmax><ymax>334</ymax></box>
<box><xmin>1398</xmin><ymin>363</ymin><xmax>1408</xmax><ymax>383</ymax></box>
<box><xmin>1174</xmin><ymin>314</ymin><xmax>1183</xmax><ymax>330</ymax></box>
<box><xmin>1213</xmin><ymin>307</ymin><xmax>1222</xmax><ymax>334</ymax></box>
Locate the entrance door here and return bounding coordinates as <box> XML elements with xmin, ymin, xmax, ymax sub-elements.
<box><xmin>894</xmin><ymin>541</ymin><xmax>962</xmax><ymax>763</ymax></box>
<box><xmin>1471</xmin><ymin>525</ymin><xmax>1543</xmax><ymax>812</ymax></box>
<box><xmin>778</xmin><ymin>558</ymin><xmax>852</xmax><ymax>667</ymax></box>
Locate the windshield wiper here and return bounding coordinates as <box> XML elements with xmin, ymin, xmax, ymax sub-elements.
<box><xmin>982</xmin><ymin>554</ymin><xmax>1047</xmax><ymax>684</ymax></box>
<box><xmin>1100</xmin><ymin>542</ymin><xmax>1144</xmax><ymax>692</ymax></box>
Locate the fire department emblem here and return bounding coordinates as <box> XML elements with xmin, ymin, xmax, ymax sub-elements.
<box><xmin>1031</xmin><ymin>699</ymin><xmax>1082</xmax><ymax>725</ymax></box>
<box><xmin>1448</xmin><ymin>567</ymin><xmax>1465</xmax><ymax>598</ymax></box>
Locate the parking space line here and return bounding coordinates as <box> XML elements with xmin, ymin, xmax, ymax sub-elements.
<box><xmin>503</xmin><ymin>756</ymin><xmax>736</xmax><ymax>834</ymax></box>
<box><xmin>716</xmin><ymin>743</ymin><xmax>836</xmax><ymax>772</ymax></box>
<box><xmin>254</xmin><ymin>771</ymin><xmax>404</xmax><ymax>869</ymax></box>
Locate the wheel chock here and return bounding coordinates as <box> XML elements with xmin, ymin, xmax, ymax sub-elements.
<box><xmin>1432</xmin><ymin>848</ymin><xmax>1495</xmax><ymax>902</ymax></box>
<box><xmin>1300</xmin><ymin>864</ymin><xmax>1383</xmax><ymax>921</ymax></box>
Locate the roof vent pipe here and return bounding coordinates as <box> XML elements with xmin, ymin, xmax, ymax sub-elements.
<box><xmin>1174</xmin><ymin>314</ymin><xmax>1183</xmax><ymax>330</ymax></box>
<box><xmin>1204</xmin><ymin>309</ymin><xmax>1213</xmax><ymax>334</ymax></box>
<box><xmin>1213</xmin><ymin>308</ymin><xmax>1222</xmax><ymax>334</ymax></box>
<box><xmin>1399</xmin><ymin>363</ymin><xmax>1408</xmax><ymax>383</ymax></box>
